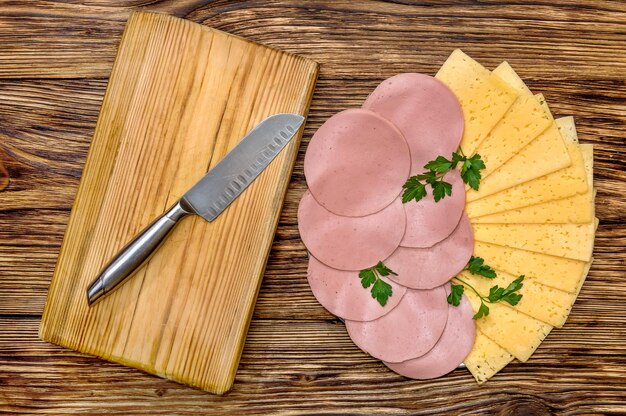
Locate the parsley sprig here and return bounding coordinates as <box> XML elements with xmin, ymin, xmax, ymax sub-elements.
<box><xmin>447</xmin><ymin>256</ymin><xmax>524</xmax><ymax>319</ymax></box>
<box><xmin>402</xmin><ymin>150</ymin><xmax>486</xmax><ymax>204</ymax></box>
<box><xmin>467</xmin><ymin>256</ymin><xmax>496</xmax><ymax>278</ymax></box>
<box><xmin>358</xmin><ymin>261</ymin><xmax>396</xmax><ymax>307</ymax></box>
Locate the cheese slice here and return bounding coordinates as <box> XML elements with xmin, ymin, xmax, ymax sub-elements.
<box><xmin>466</xmin><ymin>119</ymin><xmax>571</xmax><ymax>202</ymax></box>
<box><xmin>466</xmin><ymin>142</ymin><xmax>590</xmax><ymax>218</ymax></box>
<box><xmin>557</xmin><ymin>115</ymin><xmax>579</xmax><ymax>143</ymax></box>
<box><xmin>473</xmin><ymin>241</ymin><xmax>590</xmax><ymax>294</ymax></box>
<box><xmin>472</xmin><ymin>220</ymin><xmax>596</xmax><ymax>262</ymax></box>
<box><xmin>436</xmin><ymin>49</ymin><xmax>518</xmax><ymax>154</ymax></box>
<box><xmin>463</xmin><ymin>289</ymin><xmax>552</xmax><ymax>362</ymax></box>
<box><xmin>472</xmin><ymin>146</ymin><xmax>594</xmax><ymax>224</ymax></box>
<box><xmin>472</xmin><ymin>62</ymin><xmax>553</xmax><ymax>179</ymax></box>
<box><xmin>472</xmin><ymin>94</ymin><xmax>552</xmax><ymax>180</ymax></box>
<box><xmin>493</xmin><ymin>61</ymin><xmax>532</xmax><ymax>96</ymax></box>
<box><xmin>458</xmin><ymin>270</ymin><xmax>576</xmax><ymax>327</ymax></box>
<box><xmin>464</xmin><ymin>329</ymin><xmax>513</xmax><ymax>384</ymax></box>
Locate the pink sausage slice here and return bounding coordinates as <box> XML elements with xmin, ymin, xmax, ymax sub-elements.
<box><xmin>304</xmin><ymin>109</ymin><xmax>411</xmax><ymax>217</ymax></box>
<box><xmin>345</xmin><ymin>287</ymin><xmax>448</xmax><ymax>363</ymax></box>
<box><xmin>298</xmin><ymin>190</ymin><xmax>406</xmax><ymax>271</ymax></box>
<box><xmin>384</xmin><ymin>289</ymin><xmax>476</xmax><ymax>379</ymax></box>
<box><xmin>307</xmin><ymin>255</ymin><xmax>407</xmax><ymax>321</ymax></box>
<box><xmin>385</xmin><ymin>213</ymin><xmax>473</xmax><ymax>289</ymax></box>
<box><xmin>401</xmin><ymin>169</ymin><xmax>465</xmax><ymax>248</ymax></box>
<box><xmin>362</xmin><ymin>73</ymin><xmax>464</xmax><ymax>175</ymax></box>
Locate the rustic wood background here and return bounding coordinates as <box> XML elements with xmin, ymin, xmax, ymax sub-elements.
<box><xmin>1</xmin><ymin>1</ymin><xmax>625</xmax><ymax>414</ymax></box>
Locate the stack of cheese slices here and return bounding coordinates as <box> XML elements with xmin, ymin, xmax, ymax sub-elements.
<box><xmin>436</xmin><ymin>50</ymin><xmax>596</xmax><ymax>383</ymax></box>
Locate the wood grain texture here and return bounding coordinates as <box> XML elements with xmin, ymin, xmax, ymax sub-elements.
<box><xmin>1</xmin><ymin>0</ymin><xmax>626</xmax><ymax>414</ymax></box>
<box><xmin>37</xmin><ymin>11</ymin><xmax>318</xmax><ymax>395</ymax></box>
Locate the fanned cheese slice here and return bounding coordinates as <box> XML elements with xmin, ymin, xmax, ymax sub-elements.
<box><xmin>472</xmin><ymin>220</ymin><xmax>596</xmax><ymax>262</ymax></box>
<box><xmin>472</xmin><ymin>146</ymin><xmax>594</xmax><ymax>224</ymax></box>
<box><xmin>466</xmin><ymin>142</ymin><xmax>590</xmax><ymax>219</ymax></box>
<box><xmin>463</xmin><ymin>290</ymin><xmax>552</xmax><ymax>362</ymax></box>
<box><xmin>464</xmin><ymin>329</ymin><xmax>513</xmax><ymax>384</ymax></box>
<box><xmin>493</xmin><ymin>61</ymin><xmax>532</xmax><ymax>96</ymax></box>
<box><xmin>473</xmin><ymin>241</ymin><xmax>590</xmax><ymax>294</ymax></box>
<box><xmin>458</xmin><ymin>270</ymin><xmax>576</xmax><ymax>327</ymax></box>
<box><xmin>466</xmin><ymin>119</ymin><xmax>571</xmax><ymax>202</ymax></box>
<box><xmin>472</xmin><ymin>62</ymin><xmax>553</xmax><ymax>179</ymax></box>
<box><xmin>436</xmin><ymin>49</ymin><xmax>518</xmax><ymax>154</ymax></box>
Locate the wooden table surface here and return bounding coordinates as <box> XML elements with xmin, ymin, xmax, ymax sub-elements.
<box><xmin>1</xmin><ymin>1</ymin><xmax>625</xmax><ymax>414</ymax></box>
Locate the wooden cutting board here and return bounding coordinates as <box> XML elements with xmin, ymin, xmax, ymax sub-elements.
<box><xmin>39</xmin><ymin>11</ymin><xmax>318</xmax><ymax>394</ymax></box>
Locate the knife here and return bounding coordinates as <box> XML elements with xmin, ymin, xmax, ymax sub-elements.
<box><xmin>86</xmin><ymin>113</ymin><xmax>305</xmax><ymax>306</ymax></box>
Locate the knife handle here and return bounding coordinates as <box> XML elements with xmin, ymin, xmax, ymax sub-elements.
<box><xmin>86</xmin><ymin>200</ymin><xmax>191</xmax><ymax>305</ymax></box>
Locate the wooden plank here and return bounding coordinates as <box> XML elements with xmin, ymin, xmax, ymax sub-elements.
<box><xmin>2</xmin><ymin>318</ymin><xmax>626</xmax><ymax>415</ymax></box>
<box><xmin>38</xmin><ymin>12</ymin><xmax>318</xmax><ymax>394</ymax></box>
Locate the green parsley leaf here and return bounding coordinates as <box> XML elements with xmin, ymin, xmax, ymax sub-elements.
<box><xmin>358</xmin><ymin>269</ymin><xmax>376</xmax><ymax>288</ymax></box>
<box><xmin>432</xmin><ymin>180</ymin><xmax>453</xmax><ymax>202</ymax></box>
<box><xmin>358</xmin><ymin>261</ymin><xmax>397</xmax><ymax>306</ymax></box>
<box><xmin>467</xmin><ymin>256</ymin><xmax>497</xmax><ymax>279</ymax></box>
<box><xmin>374</xmin><ymin>261</ymin><xmax>398</xmax><ymax>277</ymax></box>
<box><xmin>502</xmin><ymin>292</ymin><xmax>523</xmax><ymax>306</ymax></box>
<box><xmin>487</xmin><ymin>275</ymin><xmax>525</xmax><ymax>305</ymax></box>
<box><xmin>447</xmin><ymin>284</ymin><xmax>465</xmax><ymax>306</ymax></box>
<box><xmin>371</xmin><ymin>279</ymin><xmax>393</xmax><ymax>306</ymax></box>
<box><xmin>424</xmin><ymin>155</ymin><xmax>454</xmax><ymax>173</ymax></box>
<box><xmin>487</xmin><ymin>285</ymin><xmax>505</xmax><ymax>302</ymax></box>
<box><xmin>460</xmin><ymin>153</ymin><xmax>486</xmax><ymax>190</ymax></box>
<box><xmin>451</xmin><ymin>151</ymin><xmax>465</xmax><ymax>164</ymax></box>
<box><xmin>473</xmin><ymin>302</ymin><xmax>490</xmax><ymax>319</ymax></box>
<box><xmin>402</xmin><ymin>177</ymin><xmax>427</xmax><ymax>203</ymax></box>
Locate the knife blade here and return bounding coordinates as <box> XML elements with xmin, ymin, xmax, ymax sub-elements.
<box><xmin>86</xmin><ymin>113</ymin><xmax>305</xmax><ymax>305</ymax></box>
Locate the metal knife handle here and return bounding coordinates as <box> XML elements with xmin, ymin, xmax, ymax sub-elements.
<box><xmin>86</xmin><ymin>200</ymin><xmax>191</xmax><ymax>305</ymax></box>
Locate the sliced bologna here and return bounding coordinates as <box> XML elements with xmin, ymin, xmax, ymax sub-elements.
<box><xmin>298</xmin><ymin>190</ymin><xmax>406</xmax><ymax>271</ymax></box>
<box><xmin>385</xmin><ymin>214</ymin><xmax>473</xmax><ymax>289</ymax></box>
<box><xmin>307</xmin><ymin>255</ymin><xmax>407</xmax><ymax>321</ymax></box>
<box><xmin>384</xmin><ymin>289</ymin><xmax>475</xmax><ymax>379</ymax></box>
<box><xmin>401</xmin><ymin>169</ymin><xmax>465</xmax><ymax>248</ymax></box>
<box><xmin>363</xmin><ymin>73</ymin><xmax>464</xmax><ymax>175</ymax></box>
<box><xmin>345</xmin><ymin>287</ymin><xmax>448</xmax><ymax>363</ymax></box>
<box><xmin>304</xmin><ymin>109</ymin><xmax>411</xmax><ymax>217</ymax></box>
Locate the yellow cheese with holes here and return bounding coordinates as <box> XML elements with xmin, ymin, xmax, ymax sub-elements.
<box><xmin>466</xmin><ymin>142</ymin><xmax>590</xmax><ymax>219</ymax></box>
<box><xmin>557</xmin><ymin>115</ymin><xmax>579</xmax><ymax>143</ymax></box>
<box><xmin>464</xmin><ymin>329</ymin><xmax>513</xmax><ymax>384</ymax></box>
<box><xmin>473</xmin><ymin>94</ymin><xmax>553</xmax><ymax>179</ymax></box>
<box><xmin>472</xmin><ymin>146</ymin><xmax>594</xmax><ymax>224</ymax></box>
<box><xmin>472</xmin><ymin>220</ymin><xmax>596</xmax><ymax>262</ymax></box>
<box><xmin>466</xmin><ymin>119</ymin><xmax>571</xmax><ymax>201</ymax></box>
<box><xmin>493</xmin><ymin>61</ymin><xmax>533</xmax><ymax>96</ymax></box>
<box><xmin>472</xmin><ymin>62</ymin><xmax>554</xmax><ymax>179</ymax></box>
<box><xmin>458</xmin><ymin>270</ymin><xmax>576</xmax><ymax>327</ymax></box>
<box><xmin>436</xmin><ymin>50</ymin><xmax>518</xmax><ymax>154</ymax></box>
<box><xmin>463</xmin><ymin>290</ymin><xmax>552</xmax><ymax>362</ymax></box>
<box><xmin>473</xmin><ymin>241</ymin><xmax>591</xmax><ymax>294</ymax></box>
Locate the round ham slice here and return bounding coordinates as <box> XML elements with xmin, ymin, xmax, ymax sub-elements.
<box><xmin>345</xmin><ymin>287</ymin><xmax>448</xmax><ymax>363</ymax></box>
<box><xmin>401</xmin><ymin>169</ymin><xmax>465</xmax><ymax>248</ymax></box>
<box><xmin>362</xmin><ymin>73</ymin><xmax>464</xmax><ymax>175</ymax></box>
<box><xmin>307</xmin><ymin>255</ymin><xmax>407</xmax><ymax>321</ymax></box>
<box><xmin>298</xmin><ymin>190</ymin><xmax>406</xmax><ymax>270</ymax></box>
<box><xmin>384</xmin><ymin>289</ymin><xmax>475</xmax><ymax>379</ymax></box>
<box><xmin>304</xmin><ymin>109</ymin><xmax>410</xmax><ymax>217</ymax></box>
<box><xmin>384</xmin><ymin>213</ymin><xmax>473</xmax><ymax>289</ymax></box>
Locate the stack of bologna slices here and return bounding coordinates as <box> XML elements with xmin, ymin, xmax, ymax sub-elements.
<box><xmin>298</xmin><ymin>49</ymin><xmax>596</xmax><ymax>383</ymax></box>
